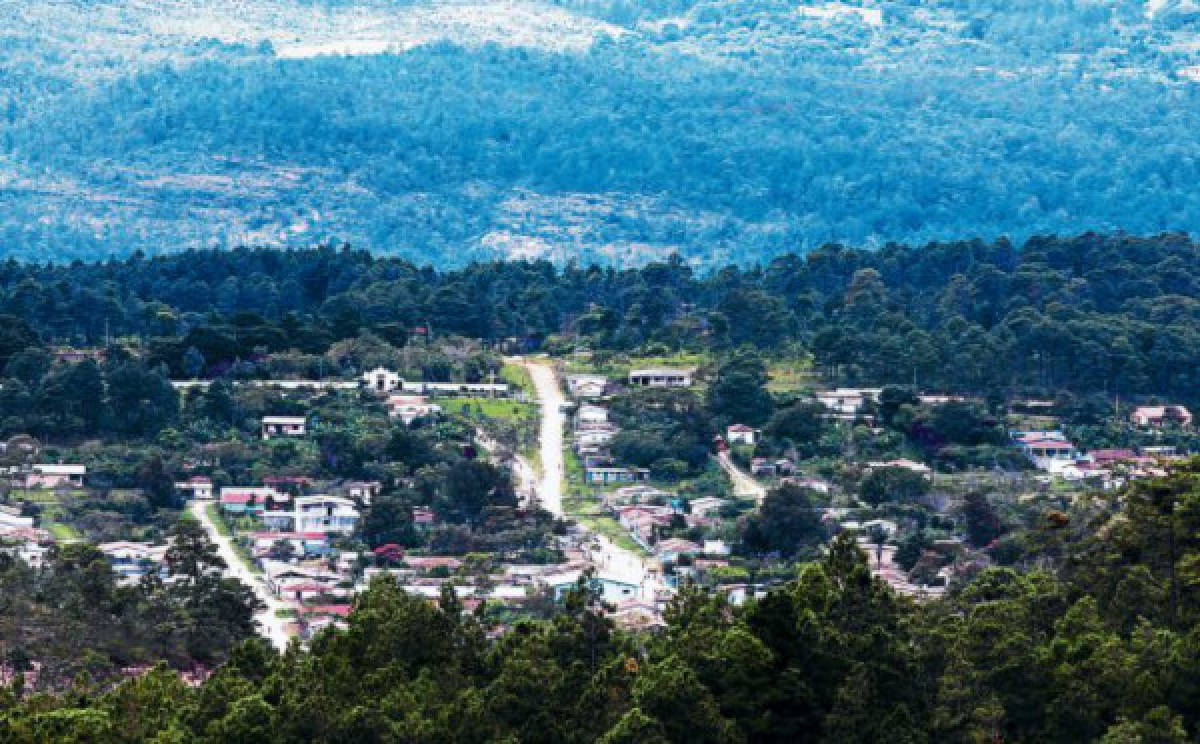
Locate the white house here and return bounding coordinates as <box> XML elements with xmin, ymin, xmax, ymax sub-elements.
<box><xmin>566</xmin><ymin>374</ymin><xmax>608</xmax><ymax>398</ymax></box>
<box><xmin>575</xmin><ymin>427</ymin><xmax>617</xmax><ymax>448</ymax></box>
<box><xmin>174</xmin><ymin>476</ymin><xmax>214</xmax><ymax>501</ymax></box>
<box><xmin>387</xmin><ymin>394</ymin><xmax>442</xmax><ymax>424</ymax></box>
<box><xmin>262</xmin><ymin>559</ymin><xmax>341</xmax><ymax>591</ymax></box>
<box><xmin>814</xmin><ymin>388</ymin><xmax>881</xmax><ymax>419</ymax></box>
<box><xmin>294</xmin><ymin>495</ymin><xmax>360</xmax><ymax>535</ymax></box>
<box><xmin>726</xmin><ymin>424</ymin><xmax>758</xmax><ymax>446</ymax></box>
<box><xmin>97</xmin><ymin>541</ymin><xmax>169</xmax><ymax>585</ymax></box>
<box><xmin>0</xmin><ymin>506</ymin><xmax>33</xmax><ymax>530</ymax></box>
<box><xmin>781</xmin><ymin>476</ymin><xmax>832</xmax><ymax>494</ymax></box>
<box><xmin>363</xmin><ymin>366</ymin><xmax>403</xmax><ymax>394</ymax></box>
<box><xmin>262</xmin><ymin>416</ymin><xmax>307</xmax><ymax>440</ymax></box>
<box><xmin>703</xmin><ymin>540</ymin><xmax>732</xmax><ymax>557</ymax></box>
<box><xmin>248</xmin><ymin>531</ymin><xmax>330</xmax><ymax>558</ymax></box>
<box><xmin>576</xmin><ymin>404</ymin><xmax>609</xmax><ymax>426</ymax></box>
<box><xmin>1014</xmin><ymin>432</ymin><xmax>1079</xmax><ymax>471</ymax></box>
<box><xmin>542</xmin><ymin>570</ymin><xmax>643</xmax><ymax>602</ymax></box>
<box><xmin>586</xmin><ymin>467</ymin><xmax>649</xmax><ymax>485</ymax></box>
<box><xmin>1131</xmin><ymin>405</ymin><xmax>1193</xmax><ymax>429</ymax></box>
<box><xmin>688</xmin><ymin>497</ymin><xmax>725</xmax><ymax>518</ymax></box>
<box><xmin>866</xmin><ymin>459</ymin><xmax>932</xmax><ymax>477</ymax></box>
<box><xmin>13</xmin><ymin>541</ymin><xmax>49</xmax><ymax>569</ymax></box>
<box><xmin>343</xmin><ymin>480</ymin><xmax>382</xmax><ymax>504</ymax></box>
<box><xmin>25</xmin><ymin>464</ymin><xmax>86</xmax><ymax>489</ymax></box>
<box><xmin>628</xmin><ymin>368</ymin><xmax>693</xmax><ymax>388</ymax></box>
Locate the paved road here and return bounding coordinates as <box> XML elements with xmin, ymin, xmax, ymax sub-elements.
<box><xmin>717</xmin><ymin>451</ymin><xmax>767</xmax><ymax>502</ymax></box>
<box><xmin>519</xmin><ymin>358</ymin><xmax>659</xmax><ymax>594</ymax></box>
<box><xmin>188</xmin><ymin>501</ymin><xmax>292</xmax><ymax>650</ymax></box>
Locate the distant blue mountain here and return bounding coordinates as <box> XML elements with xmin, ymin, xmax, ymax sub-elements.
<box><xmin>1</xmin><ymin>0</ymin><xmax>1198</xmax><ymax>265</ymax></box>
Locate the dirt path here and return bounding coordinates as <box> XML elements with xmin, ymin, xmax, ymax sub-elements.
<box><xmin>521</xmin><ymin>359</ymin><xmax>566</xmax><ymax>516</ymax></box>
<box><xmin>717</xmin><ymin>451</ymin><xmax>767</xmax><ymax>502</ymax></box>
<box><xmin>188</xmin><ymin>501</ymin><xmax>293</xmax><ymax>650</ymax></box>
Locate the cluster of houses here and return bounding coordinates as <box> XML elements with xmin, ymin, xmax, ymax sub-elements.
<box><xmin>255</xmin><ymin>523</ymin><xmax>695</xmax><ymax>638</ymax></box>
<box><xmin>255</xmin><ymin>367</ymin><xmax>520</xmax><ymax>436</ymax></box>
<box><xmin>564</xmin><ymin>390</ymin><xmax>651</xmax><ymax>486</ymax></box>
<box><xmin>798</xmin><ymin>387</ymin><xmax>1195</xmax><ymax>486</ymax></box>
<box><xmin>1014</xmin><ymin>429</ymin><xmax>1184</xmax><ymax>486</ymax></box>
<box><xmin>566</xmin><ymin>366</ymin><xmax>696</xmax><ymax>486</ymax></box>
<box><xmin>563</xmin><ymin>368</ymin><xmax>743</xmax><ymax>593</ymax></box>
<box><xmin>218</xmin><ymin>482</ymin><xmax>365</xmax><ymax>539</ymax></box>
<box><xmin>190</xmin><ymin>367</ymin><xmax>518</xmax><ymax>441</ymax></box>
<box><xmin>809</xmin><ymin>388</ymin><xmax>974</xmax><ymax>422</ymax></box>
<box><xmin>2</xmin><ymin>463</ymin><xmax>175</xmax><ymax>583</ymax></box>
<box><xmin>1012</xmin><ymin>403</ymin><xmax>1191</xmax><ymax>485</ymax></box>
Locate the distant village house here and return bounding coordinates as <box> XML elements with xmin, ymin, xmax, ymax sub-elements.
<box><xmin>725</xmin><ymin>424</ymin><xmax>758</xmax><ymax>446</ymax></box>
<box><xmin>24</xmin><ymin>464</ymin><xmax>86</xmax><ymax>489</ymax></box>
<box><xmin>1131</xmin><ymin>405</ymin><xmax>1193</xmax><ymax>429</ymax></box>
<box><xmin>586</xmin><ymin>466</ymin><xmax>650</xmax><ymax>485</ymax></box>
<box><xmin>262</xmin><ymin>416</ymin><xmax>307</xmax><ymax>440</ymax></box>
<box><xmin>628</xmin><ymin>368</ymin><xmax>693</xmax><ymax>388</ymax></box>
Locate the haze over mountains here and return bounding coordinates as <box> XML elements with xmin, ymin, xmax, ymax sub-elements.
<box><xmin>3</xmin><ymin>0</ymin><xmax>1200</xmax><ymax>266</ymax></box>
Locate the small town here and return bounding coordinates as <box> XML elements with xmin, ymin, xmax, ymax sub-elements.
<box><xmin>2</xmin><ymin>241</ymin><xmax>1200</xmax><ymax>741</ymax></box>
<box><xmin>4</xmin><ymin>342</ymin><xmax>1196</xmax><ymax>654</ymax></box>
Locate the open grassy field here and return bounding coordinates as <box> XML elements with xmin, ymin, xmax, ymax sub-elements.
<box><xmin>563</xmin><ymin>350</ymin><xmax>713</xmax><ymax>379</ymax></box>
<box><xmin>767</xmin><ymin>356</ymin><xmax>818</xmax><ymax>393</ymax></box>
<box><xmin>8</xmin><ymin>488</ymin><xmax>85</xmax><ymax>504</ymax></box>
<box><xmin>442</xmin><ymin>397</ymin><xmax>536</xmax><ymax>423</ymax></box>
<box><xmin>500</xmin><ymin>363</ymin><xmax>535</xmax><ymax>396</ymax></box>
<box><xmin>46</xmin><ymin>522</ymin><xmax>82</xmax><ymax>541</ymax></box>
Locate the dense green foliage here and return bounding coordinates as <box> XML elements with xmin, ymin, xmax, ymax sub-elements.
<box><xmin>2</xmin><ymin>233</ymin><xmax>1199</xmax><ymax>407</ymax></box>
<box><xmin>0</xmin><ymin>520</ymin><xmax>260</xmax><ymax>690</ymax></box>
<box><xmin>8</xmin><ymin>464</ymin><xmax>1200</xmax><ymax>742</ymax></box>
<box><xmin>0</xmin><ymin>350</ymin><xmax>177</xmax><ymax>440</ymax></box>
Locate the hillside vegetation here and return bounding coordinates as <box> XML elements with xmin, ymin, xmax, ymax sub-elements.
<box><xmin>2</xmin><ymin>0</ymin><xmax>1200</xmax><ymax>264</ymax></box>
<box><xmin>1</xmin><ymin>233</ymin><xmax>1198</xmax><ymax>409</ymax></box>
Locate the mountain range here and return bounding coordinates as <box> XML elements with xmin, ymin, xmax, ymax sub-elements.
<box><xmin>2</xmin><ymin>0</ymin><xmax>1199</xmax><ymax>266</ymax></box>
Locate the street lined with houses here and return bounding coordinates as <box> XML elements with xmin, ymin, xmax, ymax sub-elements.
<box><xmin>189</xmin><ymin>500</ymin><xmax>292</xmax><ymax>650</ymax></box>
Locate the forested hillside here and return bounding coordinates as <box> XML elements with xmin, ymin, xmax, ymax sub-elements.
<box><xmin>1</xmin><ymin>232</ymin><xmax>1199</xmax><ymax>407</ymax></box>
<box><xmin>3</xmin><ymin>0</ymin><xmax>1200</xmax><ymax>264</ymax></box>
